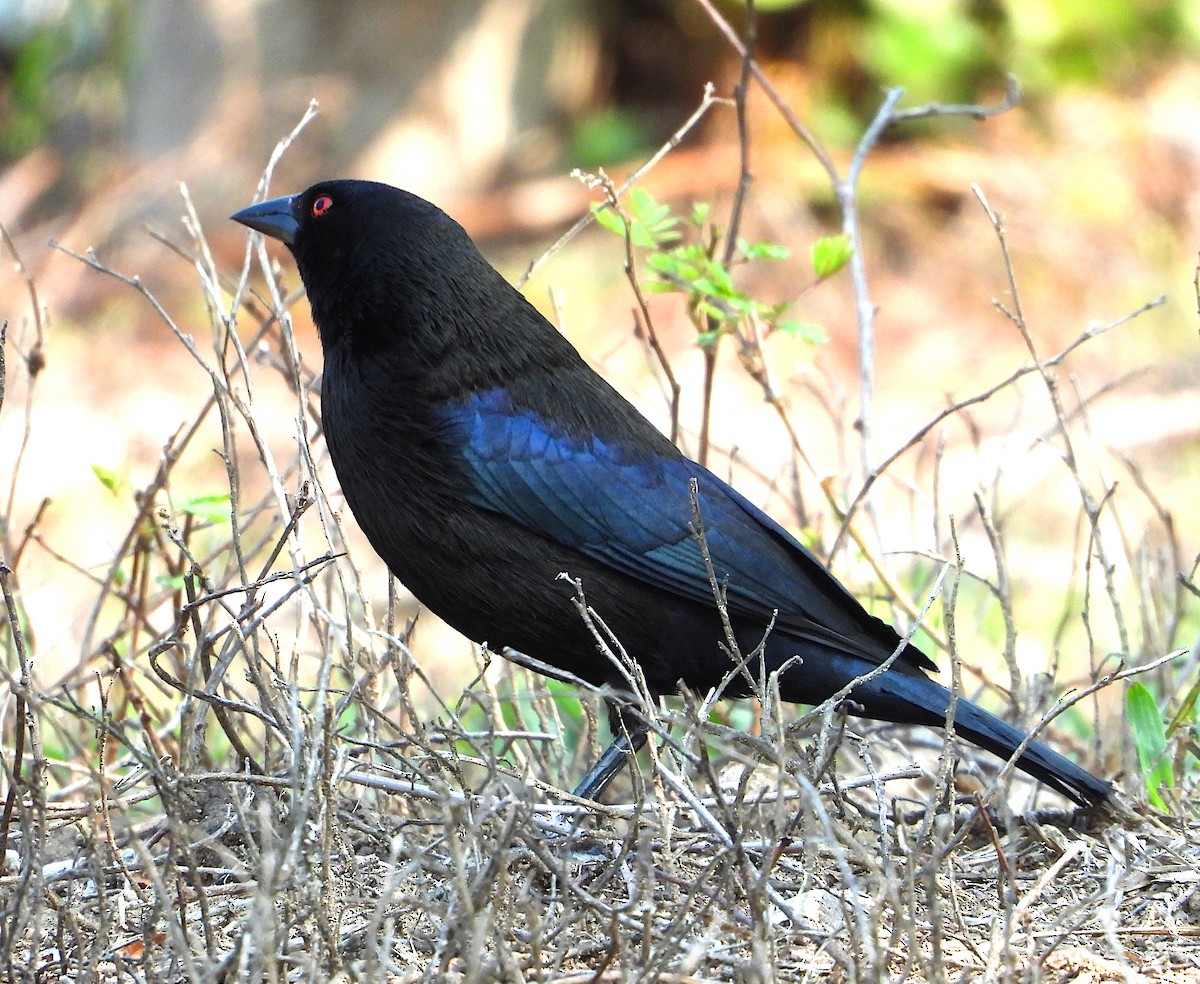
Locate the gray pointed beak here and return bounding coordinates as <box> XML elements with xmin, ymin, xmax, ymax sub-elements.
<box><xmin>231</xmin><ymin>194</ymin><xmax>299</xmax><ymax>245</ymax></box>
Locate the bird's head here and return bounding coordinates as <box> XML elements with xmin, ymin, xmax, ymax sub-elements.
<box><xmin>231</xmin><ymin>179</ymin><xmax>485</xmax><ymax>352</ymax></box>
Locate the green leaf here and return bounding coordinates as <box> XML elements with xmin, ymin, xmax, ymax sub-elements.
<box><xmin>336</xmin><ymin>701</ymin><xmax>360</xmax><ymax>731</ymax></box>
<box><xmin>591</xmin><ymin>191</ymin><xmax>678</xmax><ymax>248</ymax></box>
<box><xmin>696</xmin><ymin>300</ymin><xmax>734</xmax><ymax>324</ymax></box>
<box><xmin>776</xmin><ymin>320</ymin><xmax>829</xmax><ymax>345</ymax></box>
<box><xmin>591</xmin><ymin>203</ymin><xmax>627</xmax><ymax>237</ymax></box>
<box><xmin>628</xmin><ymin>187</ymin><xmax>679</xmax><ymax>247</ymax></box>
<box><xmin>1127</xmin><ymin>682</ymin><xmax>1173</xmax><ymax>810</ymax></box>
<box><xmin>632</xmin><ymin>222</ymin><xmax>668</xmax><ymax>249</ymax></box>
<box><xmin>690</xmin><ymin>202</ymin><xmax>711</xmax><ymax>226</ymax></box>
<box><xmin>811</xmin><ymin>234</ymin><xmax>854</xmax><ymax>279</ymax></box>
<box><xmin>740</xmin><ymin>238</ymin><xmax>791</xmax><ymax>262</ymax></box>
<box><xmin>181</xmin><ymin>493</ymin><xmax>232</xmax><ymax>523</ymax></box>
<box><xmin>693</xmin><ymin>276</ymin><xmax>732</xmax><ymax>302</ymax></box>
<box><xmin>570</xmin><ymin>108</ymin><xmax>648</xmax><ymax>168</ymax></box>
<box><xmin>628</xmin><ymin>186</ymin><xmax>656</xmax><ymax>216</ymax></box>
<box><xmin>92</xmin><ymin>464</ymin><xmax>123</xmax><ymax>496</ymax></box>
<box><xmin>643</xmin><ymin>280</ymin><xmax>678</xmax><ymax>294</ymax></box>
<box><xmin>156</xmin><ymin>573</ymin><xmax>187</xmax><ymax>590</ymax></box>
<box><xmin>646</xmin><ymin>251</ymin><xmax>696</xmax><ymax>282</ymax></box>
<box><xmin>545</xmin><ymin>677</ymin><xmax>585</xmax><ymax>725</ymax></box>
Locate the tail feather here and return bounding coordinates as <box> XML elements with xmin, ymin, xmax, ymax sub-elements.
<box><xmin>947</xmin><ymin>695</ymin><xmax>1110</xmax><ymax>806</ymax></box>
<box><xmin>848</xmin><ymin>669</ymin><xmax>1111</xmax><ymax>807</ymax></box>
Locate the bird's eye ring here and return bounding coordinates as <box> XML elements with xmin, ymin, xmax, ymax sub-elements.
<box><xmin>312</xmin><ymin>195</ymin><xmax>333</xmax><ymax>217</ymax></box>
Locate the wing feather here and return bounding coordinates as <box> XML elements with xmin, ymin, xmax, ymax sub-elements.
<box><xmin>443</xmin><ymin>389</ymin><xmax>928</xmax><ymax>669</ymax></box>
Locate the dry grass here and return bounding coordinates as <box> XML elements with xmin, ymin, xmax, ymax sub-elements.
<box><xmin>3</xmin><ymin>647</ymin><xmax>1198</xmax><ymax>982</ymax></box>
<box><xmin>2</xmin><ymin>44</ymin><xmax>1199</xmax><ymax>984</ymax></box>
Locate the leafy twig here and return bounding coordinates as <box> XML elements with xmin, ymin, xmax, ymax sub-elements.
<box><xmin>522</xmin><ymin>83</ymin><xmax>732</xmax><ymax>286</ymax></box>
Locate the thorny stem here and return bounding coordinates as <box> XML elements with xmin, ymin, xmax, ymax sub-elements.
<box><xmin>0</xmin><ymin>222</ymin><xmax>46</xmax><ymax>526</ymax></box>
<box><xmin>828</xmin><ymin>294</ymin><xmax>1163</xmax><ymax>562</ymax></box>
<box><xmin>974</xmin><ymin>186</ymin><xmax>1132</xmax><ymax>665</ymax></box>
<box><xmin>839</xmin><ymin>87</ymin><xmax>905</xmax><ymax>482</ymax></box>
<box><xmin>973</xmin><ymin>491</ymin><xmax>1021</xmax><ymax>711</ymax></box>
<box><xmin>697</xmin><ymin>1</ymin><xmax>758</xmax><ymax>468</ymax></box>
<box><xmin>834</xmin><ymin>78</ymin><xmax>1018</xmax><ymax>497</ymax></box>
<box><xmin>0</xmin><ymin>560</ymin><xmax>46</xmax><ymax>958</ymax></box>
<box><xmin>690</xmin><ymin>0</ymin><xmax>838</xmax><ymax>184</ymax></box>
<box><xmin>599</xmin><ymin>175</ymin><xmax>683</xmax><ymax>444</ymax></box>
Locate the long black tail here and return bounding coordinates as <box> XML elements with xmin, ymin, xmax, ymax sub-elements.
<box><xmin>947</xmin><ymin>688</ymin><xmax>1109</xmax><ymax>805</ymax></box>
<box><xmin>852</xmin><ymin>669</ymin><xmax>1111</xmax><ymax>807</ymax></box>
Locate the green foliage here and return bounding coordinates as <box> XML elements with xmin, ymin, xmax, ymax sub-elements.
<box><xmin>798</xmin><ymin>0</ymin><xmax>1200</xmax><ymax>139</ymax></box>
<box><xmin>592</xmin><ymin>186</ymin><xmax>680</xmax><ymax>248</ymax></box>
<box><xmin>570</xmin><ymin>108</ymin><xmax>653</xmax><ymax>169</ymax></box>
<box><xmin>811</xmin><ymin>233</ymin><xmax>853</xmax><ymax>280</ymax></box>
<box><xmin>4</xmin><ymin>26</ymin><xmax>60</xmax><ymax>156</ymax></box>
<box><xmin>179</xmin><ymin>492</ymin><xmax>232</xmax><ymax>524</ymax></box>
<box><xmin>714</xmin><ymin>702</ymin><xmax>756</xmax><ymax>733</ymax></box>
<box><xmin>1005</xmin><ymin>0</ymin><xmax>1195</xmax><ymax>89</ymax></box>
<box><xmin>1126</xmin><ymin>678</ymin><xmax>1200</xmax><ymax>813</ymax></box>
<box><xmin>455</xmin><ymin>674</ymin><xmax>586</xmax><ymax>773</ymax></box>
<box><xmin>92</xmin><ymin>463</ymin><xmax>124</xmax><ymax>496</ymax></box>
<box><xmin>90</xmin><ymin>472</ymin><xmax>231</xmax><ymax>589</ymax></box>
<box><xmin>864</xmin><ymin>0</ymin><xmax>989</xmax><ymax>105</ymax></box>
<box><xmin>0</xmin><ymin>0</ymin><xmax>131</xmax><ymax>162</ymax></box>
<box><xmin>593</xmin><ymin>188</ymin><xmax>836</xmax><ymax>352</ymax></box>
<box><xmin>336</xmin><ymin>701</ymin><xmax>360</xmax><ymax>733</ymax></box>
<box><xmin>1127</xmin><ymin>682</ymin><xmax>1173</xmax><ymax>810</ymax></box>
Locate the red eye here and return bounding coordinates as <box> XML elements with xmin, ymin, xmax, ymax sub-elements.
<box><xmin>312</xmin><ymin>194</ymin><xmax>333</xmax><ymax>217</ymax></box>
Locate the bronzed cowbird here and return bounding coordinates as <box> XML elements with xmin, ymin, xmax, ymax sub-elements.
<box><xmin>232</xmin><ymin>180</ymin><xmax>1110</xmax><ymax>806</ymax></box>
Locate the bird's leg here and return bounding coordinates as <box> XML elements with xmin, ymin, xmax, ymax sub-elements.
<box><xmin>571</xmin><ymin>727</ymin><xmax>649</xmax><ymax>800</ymax></box>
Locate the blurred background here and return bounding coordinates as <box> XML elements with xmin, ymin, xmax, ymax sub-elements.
<box><xmin>1</xmin><ymin>0</ymin><xmax>1198</xmax><ymax>741</ymax></box>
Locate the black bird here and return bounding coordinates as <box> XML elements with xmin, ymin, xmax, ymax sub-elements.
<box><xmin>232</xmin><ymin>180</ymin><xmax>1111</xmax><ymax>807</ymax></box>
